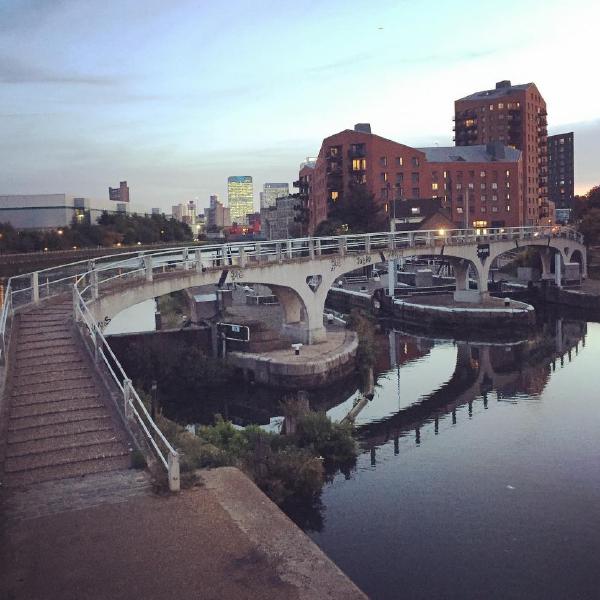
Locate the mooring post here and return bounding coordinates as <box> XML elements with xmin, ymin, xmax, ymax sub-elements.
<box><xmin>168</xmin><ymin>451</ymin><xmax>180</xmax><ymax>492</ymax></box>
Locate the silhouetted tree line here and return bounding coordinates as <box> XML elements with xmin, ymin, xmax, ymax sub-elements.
<box><xmin>574</xmin><ymin>185</ymin><xmax>600</xmax><ymax>246</ymax></box>
<box><xmin>0</xmin><ymin>212</ymin><xmax>193</xmax><ymax>254</ymax></box>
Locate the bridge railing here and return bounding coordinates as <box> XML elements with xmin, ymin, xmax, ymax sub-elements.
<box><xmin>72</xmin><ymin>283</ymin><xmax>180</xmax><ymax>491</ymax></box>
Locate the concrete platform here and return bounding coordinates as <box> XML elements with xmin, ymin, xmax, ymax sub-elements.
<box><xmin>0</xmin><ymin>467</ymin><xmax>366</xmax><ymax>600</ymax></box>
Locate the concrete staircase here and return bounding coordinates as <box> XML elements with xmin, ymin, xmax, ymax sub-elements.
<box><xmin>1</xmin><ymin>299</ymin><xmax>135</xmax><ymax>489</ymax></box>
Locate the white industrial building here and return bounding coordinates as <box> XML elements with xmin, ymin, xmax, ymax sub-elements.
<box><xmin>0</xmin><ymin>194</ymin><xmax>153</xmax><ymax>230</ymax></box>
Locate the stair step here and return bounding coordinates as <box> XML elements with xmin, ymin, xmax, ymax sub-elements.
<box><xmin>4</xmin><ymin>442</ymin><xmax>129</xmax><ymax>473</ymax></box>
<box><xmin>11</xmin><ymin>378</ymin><xmax>96</xmax><ymax>397</ymax></box>
<box><xmin>11</xmin><ymin>388</ymin><xmax>100</xmax><ymax>408</ymax></box>
<box><xmin>18</xmin><ymin>331</ymin><xmax>72</xmax><ymax>341</ymax></box>
<box><xmin>16</xmin><ymin>339</ymin><xmax>75</xmax><ymax>353</ymax></box>
<box><xmin>7</xmin><ymin>417</ymin><xmax>113</xmax><ymax>444</ymax></box>
<box><xmin>6</xmin><ymin>429</ymin><xmax>123</xmax><ymax>458</ymax></box>
<box><xmin>8</xmin><ymin>407</ymin><xmax>110</xmax><ymax>431</ymax></box>
<box><xmin>3</xmin><ymin>455</ymin><xmax>132</xmax><ymax>487</ymax></box>
<box><xmin>16</xmin><ymin>350</ymin><xmax>80</xmax><ymax>364</ymax></box>
<box><xmin>10</xmin><ymin>397</ymin><xmax>104</xmax><ymax>419</ymax></box>
<box><xmin>16</xmin><ymin>345</ymin><xmax>78</xmax><ymax>358</ymax></box>
<box><xmin>13</xmin><ymin>368</ymin><xmax>90</xmax><ymax>386</ymax></box>
<box><xmin>19</xmin><ymin>323</ymin><xmax>69</xmax><ymax>332</ymax></box>
<box><xmin>14</xmin><ymin>359</ymin><xmax>85</xmax><ymax>376</ymax></box>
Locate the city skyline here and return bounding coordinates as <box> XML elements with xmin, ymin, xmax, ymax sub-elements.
<box><xmin>1</xmin><ymin>0</ymin><xmax>599</xmax><ymax>211</ymax></box>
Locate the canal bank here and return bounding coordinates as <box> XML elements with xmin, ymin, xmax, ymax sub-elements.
<box><xmin>0</xmin><ymin>467</ymin><xmax>366</xmax><ymax>599</ymax></box>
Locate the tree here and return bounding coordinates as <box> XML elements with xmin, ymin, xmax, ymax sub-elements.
<box><xmin>315</xmin><ymin>185</ymin><xmax>387</xmax><ymax>235</ymax></box>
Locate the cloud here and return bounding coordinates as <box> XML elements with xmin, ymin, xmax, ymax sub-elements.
<box><xmin>0</xmin><ymin>55</ymin><xmax>117</xmax><ymax>86</ymax></box>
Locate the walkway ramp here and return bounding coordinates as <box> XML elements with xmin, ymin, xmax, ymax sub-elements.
<box><xmin>1</xmin><ymin>299</ymin><xmax>135</xmax><ymax>491</ymax></box>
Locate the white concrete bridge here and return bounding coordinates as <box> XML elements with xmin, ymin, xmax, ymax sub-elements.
<box><xmin>0</xmin><ymin>225</ymin><xmax>586</xmax><ymax>488</ymax></box>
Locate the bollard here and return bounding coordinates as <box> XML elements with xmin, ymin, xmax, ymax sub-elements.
<box><xmin>168</xmin><ymin>451</ymin><xmax>181</xmax><ymax>492</ymax></box>
<box><xmin>291</xmin><ymin>343</ymin><xmax>303</xmax><ymax>356</ymax></box>
<box><xmin>504</xmin><ymin>297</ymin><xmax>511</xmax><ymax>307</ymax></box>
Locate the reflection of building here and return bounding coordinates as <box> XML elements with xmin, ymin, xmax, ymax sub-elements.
<box><xmin>547</xmin><ymin>132</ymin><xmax>574</xmax><ymax>209</ymax></box>
<box><xmin>205</xmin><ymin>195</ymin><xmax>231</xmax><ymax>229</ymax></box>
<box><xmin>454</xmin><ymin>80</ymin><xmax>549</xmax><ymax>225</ymax></box>
<box><xmin>260</xmin><ymin>182</ymin><xmax>289</xmax><ymax>210</ymax></box>
<box><xmin>0</xmin><ymin>193</ymin><xmax>150</xmax><ymax>229</ymax></box>
<box><xmin>261</xmin><ymin>196</ymin><xmax>301</xmax><ymax>240</ymax></box>
<box><xmin>109</xmin><ymin>180</ymin><xmax>130</xmax><ymax>203</ymax></box>
<box><xmin>228</xmin><ymin>176</ymin><xmax>253</xmax><ymax>225</ymax></box>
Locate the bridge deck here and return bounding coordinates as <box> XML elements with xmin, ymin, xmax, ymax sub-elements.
<box><xmin>0</xmin><ymin>298</ymin><xmax>135</xmax><ymax>493</ymax></box>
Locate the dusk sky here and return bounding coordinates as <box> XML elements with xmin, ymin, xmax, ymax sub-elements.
<box><xmin>1</xmin><ymin>0</ymin><xmax>598</xmax><ymax>212</ymax></box>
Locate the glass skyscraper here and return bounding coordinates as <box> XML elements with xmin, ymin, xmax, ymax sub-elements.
<box><xmin>261</xmin><ymin>182</ymin><xmax>289</xmax><ymax>209</ymax></box>
<box><xmin>227</xmin><ymin>176</ymin><xmax>254</xmax><ymax>225</ymax></box>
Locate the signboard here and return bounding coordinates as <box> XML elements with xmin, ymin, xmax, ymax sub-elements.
<box><xmin>217</xmin><ymin>322</ymin><xmax>250</xmax><ymax>342</ymax></box>
<box><xmin>477</xmin><ymin>243</ymin><xmax>490</xmax><ymax>262</ymax></box>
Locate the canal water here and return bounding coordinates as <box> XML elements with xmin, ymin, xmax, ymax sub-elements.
<box><xmin>106</xmin><ymin>301</ymin><xmax>600</xmax><ymax>599</ymax></box>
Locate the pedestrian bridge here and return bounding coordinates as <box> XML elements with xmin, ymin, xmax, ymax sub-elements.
<box><xmin>0</xmin><ymin>225</ymin><xmax>586</xmax><ymax>489</ymax></box>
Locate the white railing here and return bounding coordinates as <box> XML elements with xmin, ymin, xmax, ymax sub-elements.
<box><xmin>0</xmin><ymin>225</ymin><xmax>583</xmax><ymax>487</ymax></box>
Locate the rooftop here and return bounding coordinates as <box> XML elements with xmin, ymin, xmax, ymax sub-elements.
<box><xmin>457</xmin><ymin>80</ymin><xmax>533</xmax><ymax>102</ymax></box>
<box><xmin>418</xmin><ymin>144</ymin><xmax>521</xmax><ymax>163</ymax></box>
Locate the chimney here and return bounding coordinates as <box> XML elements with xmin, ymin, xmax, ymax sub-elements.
<box><xmin>495</xmin><ymin>80</ymin><xmax>511</xmax><ymax>89</ymax></box>
<box><xmin>354</xmin><ymin>123</ymin><xmax>371</xmax><ymax>134</ymax></box>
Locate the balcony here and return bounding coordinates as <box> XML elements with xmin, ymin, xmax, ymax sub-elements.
<box><xmin>348</xmin><ymin>145</ymin><xmax>366</xmax><ymax>159</ymax></box>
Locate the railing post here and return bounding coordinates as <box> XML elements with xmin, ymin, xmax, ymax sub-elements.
<box><xmin>315</xmin><ymin>239</ymin><xmax>322</xmax><ymax>256</ymax></box>
<box><xmin>287</xmin><ymin>241</ymin><xmax>293</xmax><ymax>260</ymax></box>
<box><xmin>388</xmin><ymin>233</ymin><xmax>395</xmax><ymax>251</ymax></box>
<box><xmin>93</xmin><ymin>330</ymin><xmax>101</xmax><ymax>363</ymax></box>
<box><xmin>239</xmin><ymin>247</ymin><xmax>246</xmax><ymax>268</ymax></box>
<box><xmin>144</xmin><ymin>256</ymin><xmax>153</xmax><ymax>282</ymax></box>
<box><xmin>32</xmin><ymin>271</ymin><xmax>40</xmax><ymax>303</ymax></box>
<box><xmin>195</xmin><ymin>250</ymin><xmax>204</xmax><ymax>273</ymax></box>
<box><xmin>365</xmin><ymin>235</ymin><xmax>371</xmax><ymax>254</ymax></box>
<box><xmin>123</xmin><ymin>378</ymin><xmax>133</xmax><ymax>419</ymax></box>
<box><xmin>338</xmin><ymin>236</ymin><xmax>346</xmax><ymax>256</ymax></box>
<box><xmin>276</xmin><ymin>242</ymin><xmax>282</xmax><ymax>263</ymax></box>
<box><xmin>72</xmin><ymin>284</ymin><xmax>79</xmax><ymax>323</ymax></box>
<box><xmin>90</xmin><ymin>268</ymin><xmax>99</xmax><ymax>300</ymax></box>
<box><xmin>182</xmin><ymin>248</ymin><xmax>189</xmax><ymax>269</ymax></box>
<box><xmin>168</xmin><ymin>451</ymin><xmax>181</xmax><ymax>492</ymax></box>
<box><xmin>308</xmin><ymin>238</ymin><xmax>315</xmax><ymax>260</ymax></box>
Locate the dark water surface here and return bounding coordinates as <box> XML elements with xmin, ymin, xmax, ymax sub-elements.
<box><xmin>308</xmin><ymin>319</ymin><xmax>600</xmax><ymax>600</ymax></box>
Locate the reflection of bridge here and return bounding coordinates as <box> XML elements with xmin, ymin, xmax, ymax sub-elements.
<box><xmin>0</xmin><ymin>227</ymin><xmax>587</xmax><ymax>486</ymax></box>
<box><xmin>358</xmin><ymin>320</ymin><xmax>587</xmax><ymax>459</ymax></box>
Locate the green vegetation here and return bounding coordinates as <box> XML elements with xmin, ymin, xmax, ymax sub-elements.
<box><xmin>346</xmin><ymin>308</ymin><xmax>378</xmax><ymax>376</ymax></box>
<box><xmin>157</xmin><ymin>291</ymin><xmax>189</xmax><ymax>329</ymax></box>
<box><xmin>0</xmin><ymin>212</ymin><xmax>192</xmax><ymax>254</ymax></box>
<box><xmin>574</xmin><ymin>185</ymin><xmax>600</xmax><ymax>246</ymax></box>
<box><xmin>156</xmin><ymin>412</ymin><xmax>357</xmax><ymax>505</ymax></box>
<box><xmin>314</xmin><ymin>185</ymin><xmax>387</xmax><ymax>235</ymax></box>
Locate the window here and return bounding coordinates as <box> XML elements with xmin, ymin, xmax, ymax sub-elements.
<box><xmin>481</xmin><ymin>195</ymin><xmax>486</xmax><ymax>202</ymax></box>
<box><xmin>492</xmin><ymin>195</ymin><xmax>498</xmax><ymax>202</ymax></box>
<box><xmin>469</xmin><ymin>170</ymin><xmax>475</xmax><ymax>178</ymax></box>
<box><xmin>506</xmin><ymin>181</ymin><xmax>510</xmax><ymax>188</ymax></box>
<box><xmin>468</xmin><ymin>182</ymin><xmax>474</xmax><ymax>190</ymax></box>
<box><xmin>456</xmin><ymin>207</ymin><xmax>464</xmax><ymax>214</ymax></box>
<box><xmin>505</xmin><ymin>170</ymin><xmax>510</xmax><ymax>177</ymax></box>
<box><xmin>506</xmin><ymin>205</ymin><xmax>511</xmax><ymax>212</ymax></box>
<box><xmin>498</xmin><ymin>102</ymin><xmax>504</xmax><ymax>109</ymax></box>
<box><xmin>480</xmin><ymin>171</ymin><xmax>486</xmax><ymax>178</ymax></box>
<box><xmin>489</xmin><ymin>104</ymin><xmax>494</xmax><ymax>111</ymax></box>
<box><xmin>480</xmin><ymin>183</ymin><xmax>486</xmax><ymax>190</ymax></box>
<box><xmin>412</xmin><ymin>188</ymin><xmax>420</xmax><ymax>198</ymax></box>
<box><xmin>395</xmin><ymin>156</ymin><xmax>403</xmax><ymax>166</ymax></box>
<box><xmin>381</xmin><ymin>172</ymin><xmax>388</xmax><ymax>182</ymax></box>
<box><xmin>396</xmin><ymin>172</ymin><xmax>404</xmax><ymax>183</ymax></box>
<box><xmin>481</xmin><ymin>206</ymin><xmax>487</xmax><ymax>213</ymax></box>
<box><xmin>411</xmin><ymin>207</ymin><xmax>420</xmax><ymax>215</ymax></box>
<box><xmin>456</xmin><ymin>183</ymin><xmax>462</xmax><ymax>190</ymax></box>
<box><xmin>380</xmin><ymin>156</ymin><xmax>387</xmax><ymax>167</ymax></box>
<box><xmin>352</xmin><ymin>158</ymin><xmax>366</xmax><ymax>171</ymax></box>
<box><xmin>432</xmin><ymin>182</ymin><xmax>439</xmax><ymax>191</ymax></box>
<box><xmin>411</xmin><ymin>172</ymin><xmax>419</xmax><ymax>184</ymax></box>
<box><xmin>492</xmin><ymin>206</ymin><xmax>499</xmax><ymax>212</ymax></box>
<box><xmin>412</xmin><ymin>156</ymin><xmax>420</xmax><ymax>167</ymax></box>
<box><xmin>330</xmin><ymin>191</ymin><xmax>339</xmax><ymax>201</ymax></box>
<box><xmin>443</xmin><ymin>170</ymin><xmax>447</xmax><ymax>178</ymax></box>
<box><xmin>491</xmin><ymin>182</ymin><xmax>498</xmax><ymax>189</ymax></box>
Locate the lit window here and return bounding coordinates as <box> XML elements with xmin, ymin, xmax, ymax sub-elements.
<box><xmin>492</xmin><ymin>195</ymin><xmax>498</xmax><ymax>201</ymax></box>
<box><xmin>456</xmin><ymin>207</ymin><xmax>464</xmax><ymax>214</ymax></box>
<box><xmin>489</xmin><ymin>104</ymin><xmax>494</xmax><ymax>111</ymax></box>
<box><xmin>468</xmin><ymin>182</ymin><xmax>474</xmax><ymax>189</ymax></box>
<box><xmin>498</xmin><ymin>103</ymin><xmax>504</xmax><ymax>109</ymax></box>
<box><xmin>481</xmin><ymin>194</ymin><xmax>486</xmax><ymax>202</ymax></box>
<box><xmin>412</xmin><ymin>156</ymin><xmax>420</xmax><ymax>167</ymax></box>
<box><xmin>411</xmin><ymin>207</ymin><xmax>420</xmax><ymax>215</ymax></box>
<box><xmin>506</xmin><ymin>205</ymin><xmax>511</xmax><ymax>212</ymax></box>
<box><xmin>396</xmin><ymin>156</ymin><xmax>403</xmax><ymax>166</ymax></box>
<box><xmin>505</xmin><ymin>170</ymin><xmax>510</xmax><ymax>177</ymax></box>
<box><xmin>352</xmin><ymin>159</ymin><xmax>366</xmax><ymax>171</ymax></box>
<box><xmin>491</xmin><ymin>182</ymin><xmax>498</xmax><ymax>189</ymax></box>
<box><xmin>480</xmin><ymin>171</ymin><xmax>486</xmax><ymax>178</ymax></box>
<box><xmin>432</xmin><ymin>182</ymin><xmax>439</xmax><ymax>190</ymax></box>
<box><xmin>456</xmin><ymin>183</ymin><xmax>462</xmax><ymax>190</ymax></box>
<box><xmin>381</xmin><ymin>172</ymin><xmax>388</xmax><ymax>182</ymax></box>
<box><xmin>481</xmin><ymin>206</ymin><xmax>487</xmax><ymax>213</ymax></box>
<box><xmin>481</xmin><ymin>183</ymin><xmax>486</xmax><ymax>190</ymax></box>
<box><xmin>331</xmin><ymin>191</ymin><xmax>339</xmax><ymax>201</ymax></box>
<box><xmin>443</xmin><ymin>171</ymin><xmax>447</xmax><ymax>178</ymax></box>
<box><xmin>492</xmin><ymin>206</ymin><xmax>499</xmax><ymax>212</ymax></box>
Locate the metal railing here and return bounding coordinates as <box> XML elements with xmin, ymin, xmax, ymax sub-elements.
<box><xmin>0</xmin><ymin>225</ymin><xmax>584</xmax><ymax>488</ymax></box>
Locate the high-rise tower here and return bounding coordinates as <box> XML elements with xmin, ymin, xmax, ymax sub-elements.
<box><xmin>227</xmin><ymin>176</ymin><xmax>253</xmax><ymax>225</ymax></box>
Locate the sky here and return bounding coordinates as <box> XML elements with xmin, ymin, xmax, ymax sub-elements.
<box><xmin>1</xmin><ymin>0</ymin><xmax>599</xmax><ymax>213</ymax></box>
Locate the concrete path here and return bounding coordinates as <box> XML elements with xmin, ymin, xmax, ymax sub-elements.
<box><xmin>0</xmin><ymin>468</ymin><xmax>367</xmax><ymax>600</ymax></box>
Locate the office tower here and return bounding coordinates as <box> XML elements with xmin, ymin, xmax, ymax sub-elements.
<box><xmin>547</xmin><ymin>132</ymin><xmax>574</xmax><ymax>209</ymax></box>
<box><xmin>454</xmin><ymin>80</ymin><xmax>548</xmax><ymax>225</ymax></box>
<box><xmin>227</xmin><ymin>176</ymin><xmax>253</xmax><ymax>225</ymax></box>
<box><xmin>261</xmin><ymin>183</ymin><xmax>289</xmax><ymax>209</ymax></box>
<box><xmin>109</xmin><ymin>181</ymin><xmax>130</xmax><ymax>203</ymax></box>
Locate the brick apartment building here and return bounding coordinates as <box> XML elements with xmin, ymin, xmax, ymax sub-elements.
<box><xmin>296</xmin><ymin>124</ymin><xmax>524</xmax><ymax>234</ymax></box>
<box><xmin>454</xmin><ymin>80</ymin><xmax>551</xmax><ymax>226</ymax></box>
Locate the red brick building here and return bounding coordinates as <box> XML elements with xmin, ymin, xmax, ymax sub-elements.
<box><xmin>296</xmin><ymin>124</ymin><xmax>524</xmax><ymax>234</ymax></box>
<box><xmin>454</xmin><ymin>80</ymin><xmax>551</xmax><ymax>226</ymax></box>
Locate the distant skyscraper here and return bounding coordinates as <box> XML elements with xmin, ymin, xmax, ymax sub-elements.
<box><xmin>227</xmin><ymin>176</ymin><xmax>253</xmax><ymax>224</ymax></box>
<box><xmin>206</xmin><ymin>194</ymin><xmax>231</xmax><ymax>229</ymax></box>
<box><xmin>547</xmin><ymin>132</ymin><xmax>574</xmax><ymax>208</ymax></box>
<box><xmin>109</xmin><ymin>180</ymin><xmax>129</xmax><ymax>203</ymax></box>
<box><xmin>261</xmin><ymin>182</ymin><xmax>289</xmax><ymax>209</ymax></box>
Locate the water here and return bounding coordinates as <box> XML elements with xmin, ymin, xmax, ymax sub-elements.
<box><xmin>108</xmin><ymin>299</ymin><xmax>600</xmax><ymax>599</ymax></box>
<box><xmin>306</xmin><ymin>319</ymin><xmax>600</xmax><ymax>600</ymax></box>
